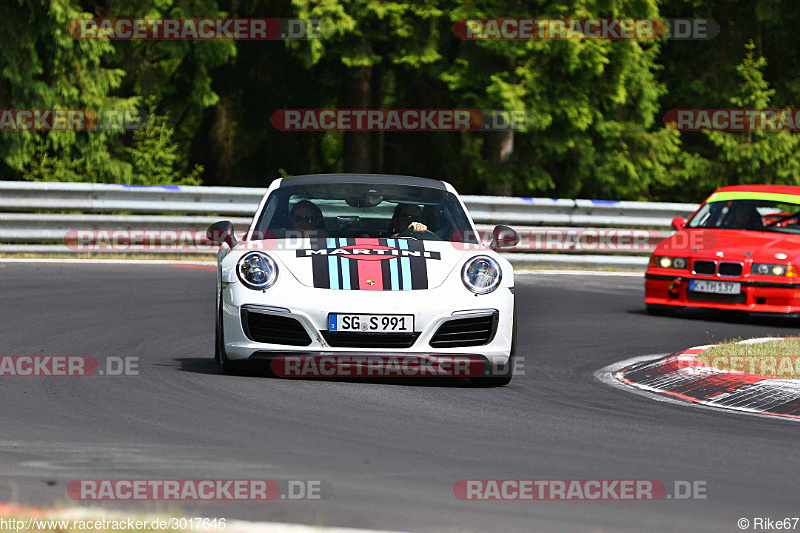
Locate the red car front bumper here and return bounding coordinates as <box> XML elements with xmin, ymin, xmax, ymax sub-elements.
<box><xmin>645</xmin><ymin>270</ymin><xmax>800</xmax><ymax>314</ymax></box>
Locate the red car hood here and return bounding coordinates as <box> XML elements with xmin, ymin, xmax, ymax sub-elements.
<box><xmin>661</xmin><ymin>229</ymin><xmax>800</xmax><ymax>262</ymax></box>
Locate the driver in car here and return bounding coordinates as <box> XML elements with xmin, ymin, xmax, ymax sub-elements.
<box><xmin>390</xmin><ymin>203</ymin><xmax>428</xmax><ymax>236</ymax></box>
<box><xmin>723</xmin><ymin>202</ymin><xmax>763</xmax><ymax>230</ymax></box>
<box><xmin>288</xmin><ymin>200</ymin><xmax>327</xmax><ymax>236</ymax></box>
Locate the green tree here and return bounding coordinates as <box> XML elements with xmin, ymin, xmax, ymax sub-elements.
<box><xmin>0</xmin><ymin>0</ymin><xmax>136</xmax><ymax>182</ymax></box>
<box><xmin>288</xmin><ymin>0</ymin><xmax>445</xmax><ymax>173</ymax></box>
<box><xmin>441</xmin><ymin>0</ymin><xmax>682</xmax><ymax>199</ymax></box>
<box><xmin>106</xmin><ymin>0</ymin><xmax>236</xmax><ymax>173</ymax></box>
<box><xmin>704</xmin><ymin>42</ymin><xmax>800</xmax><ymax>185</ymax></box>
<box><xmin>127</xmin><ymin>98</ymin><xmax>204</xmax><ymax>185</ymax></box>
<box><xmin>654</xmin><ymin>0</ymin><xmax>800</xmax><ymax>200</ymax></box>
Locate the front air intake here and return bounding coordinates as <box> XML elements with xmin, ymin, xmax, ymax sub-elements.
<box><xmin>321</xmin><ymin>332</ymin><xmax>420</xmax><ymax>348</ymax></box>
<box><xmin>429</xmin><ymin>312</ymin><xmax>498</xmax><ymax>348</ymax></box>
<box><xmin>692</xmin><ymin>260</ymin><xmax>716</xmax><ymax>276</ymax></box>
<box><xmin>242</xmin><ymin>309</ymin><xmax>312</xmax><ymax>346</ymax></box>
<box><xmin>718</xmin><ymin>262</ymin><xmax>743</xmax><ymax>277</ymax></box>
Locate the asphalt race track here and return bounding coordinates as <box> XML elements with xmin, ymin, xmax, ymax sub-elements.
<box><xmin>1</xmin><ymin>262</ymin><xmax>799</xmax><ymax>532</ymax></box>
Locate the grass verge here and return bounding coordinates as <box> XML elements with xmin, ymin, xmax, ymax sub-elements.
<box><xmin>698</xmin><ymin>338</ymin><xmax>800</xmax><ymax>379</ymax></box>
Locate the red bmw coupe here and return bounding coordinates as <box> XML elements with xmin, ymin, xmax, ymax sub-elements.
<box><xmin>645</xmin><ymin>185</ymin><xmax>800</xmax><ymax>317</ymax></box>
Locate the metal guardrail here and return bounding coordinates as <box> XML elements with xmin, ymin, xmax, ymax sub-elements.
<box><xmin>0</xmin><ymin>181</ymin><xmax>700</xmax><ymax>270</ymax></box>
<box><xmin>0</xmin><ymin>181</ymin><xmax>263</xmax><ymax>215</ymax></box>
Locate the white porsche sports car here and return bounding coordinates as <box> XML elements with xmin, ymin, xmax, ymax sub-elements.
<box><xmin>208</xmin><ymin>174</ymin><xmax>518</xmax><ymax>386</ymax></box>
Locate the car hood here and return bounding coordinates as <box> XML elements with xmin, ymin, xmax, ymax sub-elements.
<box><xmin>235</xmin><ymin>238</ymin><xmax>482</xmax><ymax>290</ymax></box>
<box><xmin>663</xmin><ymin>229</ymin><xmax>800</xmax><ymax>262</ymax></box>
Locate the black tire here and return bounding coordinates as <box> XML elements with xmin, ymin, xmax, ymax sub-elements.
<box><xmin>216</xmin><ymin>294</ymin><xmax>248</xmax><ymax>375</ymax></box>
<box><xmin>646</xmin><ymin>304</ymin><xmax>681</xmax><ymax>316</ymax></box>
<box><xmin>472</xmin><ymin>306</ymin><xmax>516</xmax><ymax>387</ymax></box>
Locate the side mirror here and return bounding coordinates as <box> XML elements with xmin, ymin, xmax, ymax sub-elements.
<box><xmin>491</xmin><ymin>225</ymin><xmax>519</xmax><ymax>250</ymax></box>
<box><xmin>671</xmin><ymin>217</ymin><xmax>687</xmax><ymax>231</ymax></box>
<box><xmin>207</xmin><ymin>220</ymin><xmax>236</xmax><ymax>247</ymax></box>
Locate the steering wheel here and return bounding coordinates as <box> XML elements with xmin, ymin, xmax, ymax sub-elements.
<box><xmin>396</xmin><ymin>227</ymin><xmax>440</xmax><ymax>240</ymax></box>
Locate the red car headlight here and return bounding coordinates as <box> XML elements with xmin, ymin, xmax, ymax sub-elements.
<box><xmin>751</xmin><ymin>263</ymin><xmax>799</xmax><ymax>277</ymax></box>
<box><xmin>650</xmin><ymin>256</ymin><xmax>688</xmax><ymax>269</ymax></box>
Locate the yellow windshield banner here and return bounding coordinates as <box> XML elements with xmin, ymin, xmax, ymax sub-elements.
<box><xmin>706</xmin><ymin>191</ymin><xmax>800</xmax><ymax>204</ymax></box>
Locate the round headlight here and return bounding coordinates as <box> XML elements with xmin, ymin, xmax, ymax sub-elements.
<box><xmin>673</xmin><ymin>257</ymin><xmax>687</xmax><ymax>269</ymax></box>
<box><xmin>773</xmin><ymin>265</ymin><xmax>786</xmax><ymax>276</ymax></box>
<box><xmin>462</xmin><ymin>256</ymin><xmax>502</xmax><ymax>294</ymax></box>
<box><xmin>659</xmin><ymin>257</ymin><xmax>672</xmax><ymax>268</ymax></box>
<box><xmin>756</xmin><ymin>264</ymin><xmax>769</xmax><ymax>275</ymax></box>
<box><xmin>237</xmin><ymin>252</ymin><xmax>278</xmax><ymax>290</ymax></box>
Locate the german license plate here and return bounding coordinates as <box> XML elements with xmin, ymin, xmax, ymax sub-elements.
<box><xmin>328</xmin><ymin>314</ymin><xmax>414</xmax><ymax>332</ymax></box>
<box><xmin>689</xmin><ymin>279</ymin><xmax>741</xmax><ymax>294</ymax></box>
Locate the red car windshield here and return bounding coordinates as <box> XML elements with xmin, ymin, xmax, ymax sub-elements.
<box><xmin>688</xmin><ymin>199</ymin><xmax>800</xmax><ymax>232</ymax></box>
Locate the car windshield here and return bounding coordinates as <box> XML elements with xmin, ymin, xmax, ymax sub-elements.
<box><xmin>251</xmin><ymin>182</ymin><xmax>478</xmax><ymax>242</ymax></box>
<box><xmin>687</xmin><ymin>198</ymin><xmax>800</xmax><ymax>233</ymax></box>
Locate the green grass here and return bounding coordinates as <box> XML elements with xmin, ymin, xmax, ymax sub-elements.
<box><xmin>699</xmin><ymin>338</ymin><xmax>800</xmax><ymax>378</ymax></box>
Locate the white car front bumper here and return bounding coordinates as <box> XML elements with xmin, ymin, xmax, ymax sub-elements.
<box><xmin>221</xmin><ymin>272</ymin><xmax>514</xmax><ymax>366</ymax></box>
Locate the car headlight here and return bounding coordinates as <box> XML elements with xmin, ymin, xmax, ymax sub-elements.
<box><xmin>649</xmin><ymin>256</ymin><xmax>688</xmax><ymax>269</ymax></box>
<box><xmin>751</xmin><ymin>263</ymin><xmax>798</xmax><ymax>277</ymax></box>
<box><xmin>237</xmin><ymin>252</ymin><xmax>278</xmax><ymax>289</ymax></box>
<box><xmin>462</xmin><ymin>256</ymin><xmax>502</xmax><ymax>294</ymax></box>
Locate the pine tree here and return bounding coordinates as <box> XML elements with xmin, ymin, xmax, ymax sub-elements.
<box><xmin>0</xmin><ymin>0</ymin><xmax>136</xmax><ymax>182</ymax></box>
<box><xmin>127</xmin><ymin>98</ymin><xmax>204</xmax><ymax>186</ymax></box>
<box><xmin>705</xmin><ymin>42</ymin><xmax>800</xmax><ymax>185</ymax></box>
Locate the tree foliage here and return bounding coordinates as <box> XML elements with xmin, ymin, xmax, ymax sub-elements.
<box><xmin>0</xmin><ymin>0</ymin><xmax>135</xmax><ymax>182</ymax></box>
<box><xmin>2</xmin><ymin>0</ymin><xmax>800</xmax><ymax>202</ymax></box>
